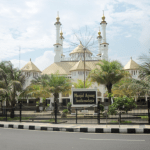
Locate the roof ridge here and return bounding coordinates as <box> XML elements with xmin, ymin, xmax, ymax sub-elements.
<box><xmin>124</xmin><ymin>58</ymin><xmax>139</xmax><ymax>70</ymax></box>
<box><xmin>21</xmin><ymin>60</ymin><xmax>41</xmax><ymax>72</ymax></box>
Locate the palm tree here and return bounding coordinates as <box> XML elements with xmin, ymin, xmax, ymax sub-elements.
<box><xmin>89</xmin><ymin>60</ymin><xmax>128</xmax><ymax>104</ymax></box>
<box><xmin>117</xmin><ymin>52</ymin><xmax>150</xmax><ymax>98</ymax></box>
<box><xmin>21</xmin><ymin>84</ymin><xmax>51</xmax><ymax>99</ymax></box>
<box><xmin>0</xmin><ymin>61</ymin><xmax>25</xmax><ymax>117</ymax></box>
<box><xmin>112</xmin><ymin>77</ymin><xmax>137</xmax><ymax>98</ymax></box>
<box><xmin>138</xmin><ymin>52</ymin><xmax>150</xmax><ymax>79</ymax></box>
<box><xmin>30</xmin><ymin>74</ymin><xmax>72</xmax><ymax>106</ymax></box>
<box><xmin>73</xmin><ymin>79</ymin><xmax>92</xmax><ymax>88</ymax></box>
<box><xmin>125</xmin><ymin>76</ymin><xmax>150</xmax><ymax>98</ymax></box>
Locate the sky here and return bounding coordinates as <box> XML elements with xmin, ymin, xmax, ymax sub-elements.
<box><xmin>0</xmin><ymin>0</ymin><xmax>150</xmax><ymax>71</ymax></box>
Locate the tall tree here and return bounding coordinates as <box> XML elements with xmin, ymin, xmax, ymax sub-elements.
<box><xmin>89</xmin><ymin>60</ymin><xmax>128</xmax><ymax>104</ymax></box>
<box><xmin>73</xmin><ymin>79</ymin><xmax>92</xmax><ymax>88</ymax></box>
<box><xmin>29</xmin><ymin>74</ymin><xmax>72</xmax><ymax>105</ymax></box>
<box><xmin>0</xmin><ymin>61</ymin><xmax>25</xmax><ymax>117</ymax></box>
<box><xmin>138</xmin><ymin>52</ymin><xmax>150</xmax><ymax>79</ymax></box>
<box><xmin>112</xmin><ymin>77</ymin><xmax>137</xmax><ymax>98</ymax></box>
<box><xmin>116</xmin><ymin>52</ymin><xmax>150</xmax><ymax>98</ymax></box>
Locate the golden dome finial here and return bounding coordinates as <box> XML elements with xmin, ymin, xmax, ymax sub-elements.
<box><xmin>98</xmin><ymin>27</ymin><xmax>101</xmax><ymax>36</ymax></box>
<box><xmin>60</xmin><ymin>28</ymin><xmax>63</xmax><ymax>37</ymax></box>
<box><xmin>102</xmin><ymin>10</ymin><xmax>105</xmax><ymax>21</ymax></box>
<box><xmin>97</xmin><ymin>27</ymin><xmax>102</xmax><ymax>39</ymax></box>
<box><xmin>56</xmin><ymin>11</ymin><xmax>60</xmax><ymax>22</ymax></box>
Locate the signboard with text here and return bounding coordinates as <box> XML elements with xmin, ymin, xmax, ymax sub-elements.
<box><xmin>71</xmin><ymin>88</ymin><xmax>97</xmax><ymax>107</ymax></box>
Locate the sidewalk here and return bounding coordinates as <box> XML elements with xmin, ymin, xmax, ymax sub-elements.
<box><xmin>0</xmin><ymin>121</ymin><xmax>150</xmax><ymax>134</ymax></box>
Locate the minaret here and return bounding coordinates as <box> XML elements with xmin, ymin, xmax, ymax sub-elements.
<box><xmin>60</xmin><ymin>28</ymin><xmax>65</xmax><ymax>59</ymax></box>
<box><xmin>54</xmin><ymin>12</ymin><xmax>62</xmax><ymax>62</ymax></box>
<box><xmin>100</xmin><ymin>11</ymin><xmax>109</xmax><ymax>60</ymax></box>
<box><xmin>97</xmin><ymin>27</ymin><xmax>102</xmax><ymax>59</ymax></box>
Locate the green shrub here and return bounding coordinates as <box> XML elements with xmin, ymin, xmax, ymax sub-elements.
<box><xmin>67</xmin><ymin>102</ymin><xmax>72</xmax><ymax>108</ymax></box>
<box><xmin>99</xmin><ymin>104</ymin><xmax>104</xmax><ymax>112</ymax></box>
<box><xmin>63</xmin><ymin>109</ymin><xmax>68</xmax><ymax>114</ymax></box>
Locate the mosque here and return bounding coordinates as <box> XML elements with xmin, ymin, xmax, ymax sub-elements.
<box><xmin>20</xmin><ymin>13</ymin><xmax>141</xmax><ymax>110</ymax></box>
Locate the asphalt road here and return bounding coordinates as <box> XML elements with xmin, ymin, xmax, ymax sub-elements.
<box><xmin>0</xmin><ymin>128</ymin><xmax>150</xmax><ymax>150</ymax></box>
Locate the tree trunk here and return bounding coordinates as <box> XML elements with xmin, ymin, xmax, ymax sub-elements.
<box><xmin>10</xmin><ymin>100</ymin><xmax>15</xmax><ymax>118</ymax></box>
<box><xmin>106</xmin><ymin>83</ymin><xmax>112</xmax><ymax>105</ymax></box>
<box><xmin>10</xmin><ymin>108</ymin><xmax>15</xmax><ymax>118</ymax></box>
<box><xmin>10</xmin><ymin>87</ymin><xmax>16</xmax><ymax>118</ymax></box>
<box><xmin>53</xmin><ymin>93</ymin><xmax>59</xmax><ymax>114</ymax></box>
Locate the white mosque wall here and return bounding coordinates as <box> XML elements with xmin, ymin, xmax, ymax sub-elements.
<box><xmin>22</xmin><ymin>71</ymin><xmax>41</xmax><ymax>90</ymax></box>
<box><xmin>54</xmin><ymin>46</ymin><xmax>62</xmax><ymax>62</ymax></box>
<box><xmin>101</xmin><ymin>24</ymin><xmax>107</xmax><ymax>43</ymax></box>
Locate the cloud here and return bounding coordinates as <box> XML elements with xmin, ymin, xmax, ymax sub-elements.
<box><xmin>34</xmin><ymin>51</ymin><xmax>55</xmax><ymax>71</ymax></box>
<box><xmin>0</xmin><ymin>0</ymin><xmax>150</xmax><ymax>68</ymax></box>
<box><xmin>10</xmin><ymin>59</ymin><xmax>28</xmax><ymax>69</ymax></box>
<box><xmin>125</xmin><ymin>35</ymin><xmax>132</xmax><ymax>38</ymax></box>
<box><xmin>11</xmin><ymin>50</ymin><xmax>55</xmax><ymax>71</ymax></box>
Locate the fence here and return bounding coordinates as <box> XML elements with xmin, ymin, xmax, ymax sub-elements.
<box><xmin>0</xmin><ymin>100</ymin><xmax>150</xmax><ymax>125</ymax></box>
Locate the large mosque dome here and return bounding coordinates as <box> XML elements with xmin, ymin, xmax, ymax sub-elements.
<box><xmin>69</xmin><ymin>42</ymin><xmax>93</xmax><ymax>55</ymax></box>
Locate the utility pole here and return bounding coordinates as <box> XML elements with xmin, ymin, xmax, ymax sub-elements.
<box><xmin>84</xmin><ymin>48</ymin><xmax>86</xmax><ymax>88</ymax></box>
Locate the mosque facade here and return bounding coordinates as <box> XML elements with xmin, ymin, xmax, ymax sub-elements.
<box><xmin>20</xmin><ymin>13</ymin><xmax>141</xmax><ymax>110</ymax></box>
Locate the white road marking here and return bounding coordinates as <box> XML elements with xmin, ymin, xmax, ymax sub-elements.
<box><xmin>80</xmin><ymin>138</ymin><xmax>145</xmax><ymax>142</ymax></box>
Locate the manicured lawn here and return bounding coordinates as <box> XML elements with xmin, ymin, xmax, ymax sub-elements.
<box><xmin>41</xmin><ymin>119</ymin><xmax>61</xmax><ymax>123</ymax></box>
<box><xmin>139</xmin><ymin>116</ymin><xmax>148</xmax><ymax>120</ymax></box>
<box><xmin>109</xmin><ymin>120</ymin><xmax>132</xmax><ymax>124</ymax></box>
<box><xmin>0</xmin><ymin>117</ymin><xmax>32</xmax><ymax>121</ymax></box>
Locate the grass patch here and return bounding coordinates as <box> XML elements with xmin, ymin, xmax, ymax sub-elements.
<box><xmin>0</xmin><ymin>117</ymin><xmax>32</xmax><ymax>121</ymax></box>
<box><xmin>41</xmin><ymin>119</ymin><xmax>60</xmax><ymax>123</ymax></box>
<box><xmin>139</xmin><ymin>116</ymin><xmax>148</xmax><ymax>120</ymax></box>
<box><xmin>109</xmin><ymin>120</ymin><xmax>132</xmax><ymax>124</ymax></box>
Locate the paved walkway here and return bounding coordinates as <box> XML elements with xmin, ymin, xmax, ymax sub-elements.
<box><xmin>0</xmin><ymin>121</ymin><xmax>150</xmax><ymax>134</ymax></box>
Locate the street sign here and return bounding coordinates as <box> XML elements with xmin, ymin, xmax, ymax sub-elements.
<box><xmin>71</xmin><ymin>88</ymin><xmax>97</xmax><ymax>107</ymax></box>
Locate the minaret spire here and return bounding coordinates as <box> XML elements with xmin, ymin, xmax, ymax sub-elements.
<box><xmin>100</xmin><ymin>10</ymin><xmax>107</xmax><ymax>43</ymax></box>
<box><xmin>54</xmin><ymin>11</ymin><xmax>62</xmax><ymax>62</ymax></box>
<box><xmin>60</xmin><ymin>27</ymin><xmax>65</xmax><ymax>58</ymax></box>
<box><xmin>100</xmin><ymin>10</ymin><xmax>108</xmax><ymax>60</ymax></box>
<box><xmin>56</xmin><ymin>11</ymin><xmax>60</xmax><ymax>22</ymax></box>
<box><xmin>97</xmin><ymin>27</ymin><xmax>102</xmax><ymax>59</ymax></box>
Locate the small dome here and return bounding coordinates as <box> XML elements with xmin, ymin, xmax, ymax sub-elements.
<box><xmin>102</xmin><ymin>15</ymin><xmax>105</xmax><ymax>21</ymax></box>
<box><xmin>60</xmin><ymin>28</ymin><xmax>64</xmax><ymax>39</ymax></box>
<box><xmin>21</xmin><ymin>59</ymin><xmax>41</xmax><ymax>73</ymax></box>
<box><xmin>97</xmin><ymin>29</ymin><xmax>102</xmax><ymax>39</ymax></box>
<box><xmin>70</xmin><ymin>60</ymin><xmax>91</xmax><ymax>72</ymax></box>
<box><xmin>124</xmin><ymin>57</ymin><xmax>139</xmax><ymax>70</ymax></box>
<box><xmin>56</xmin><ymin>15</ymin><xmax>60</xmax><ymax>22</ymax></box>
<box><xmin>69</xmin><ymin>42</ymin><xmax>92</xmax><ymax>55</ymax></box>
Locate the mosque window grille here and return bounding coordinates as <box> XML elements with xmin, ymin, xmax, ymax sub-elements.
<box><xmin>86</xmin><ymin>71</ymin><xmax>89</xmax><ymax>76</ymax></box>
<box><xmin>78</xmin><ymin>71</ymin><xmax>84</xmax><ymax>75</ymax></box>
<box><xmin>104</xmin><ymin>93</ymin><xmax>108</xmax><ymax>97</ymax></box>
<box><xmin>33</xmin><ymin>73</ymin><xmax>38</xmax><ymax>77</ymax></box>
<box><xmin>72</xmin><ymin>72</ymin><xmax>76</xmax><ymax>76</ymax></box>
<box><xmin>26</xmin><ymin>72</ymin><xmax>30</xmax><ymax>77</ymax></box>
<box><xmin>97</xmin><ymin>91</ymin><xmax>102</xmax><ymax>97</ymax></box>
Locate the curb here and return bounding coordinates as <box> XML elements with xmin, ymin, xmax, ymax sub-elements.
<box><xmin>0</xmin><ymin>124</ymin><xmax>150</xmax><ymax>134</ymax></box>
